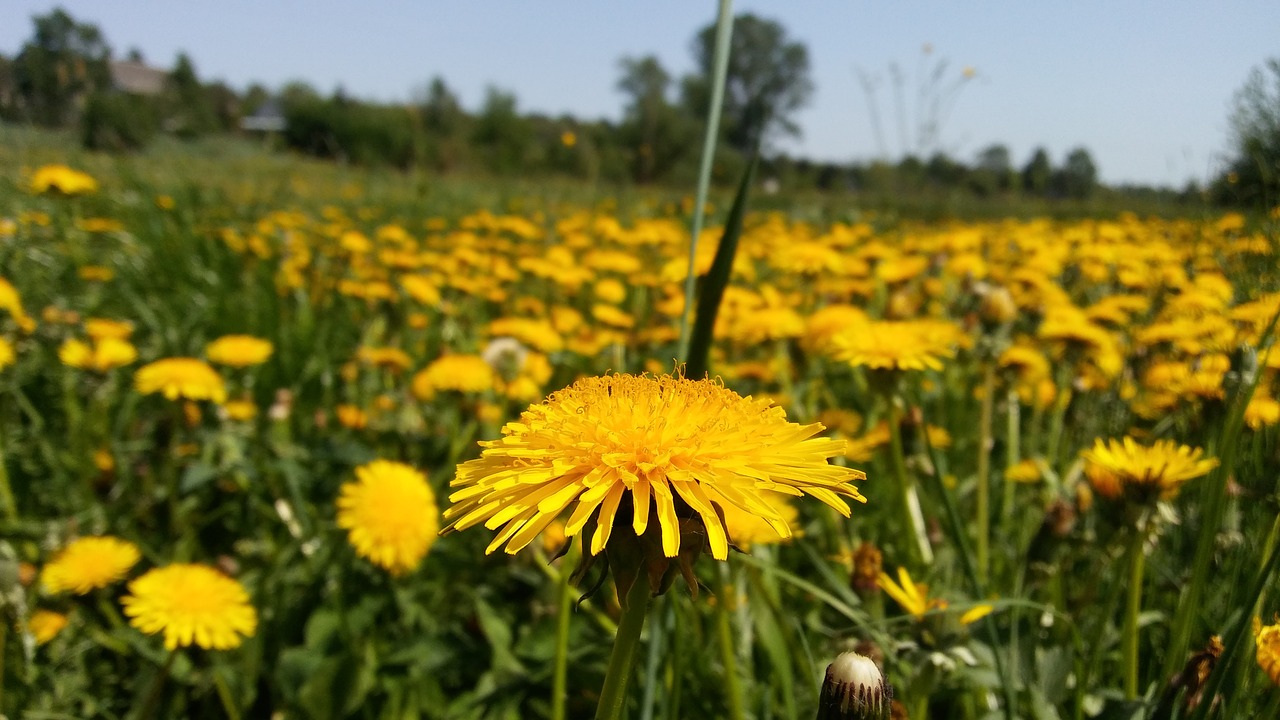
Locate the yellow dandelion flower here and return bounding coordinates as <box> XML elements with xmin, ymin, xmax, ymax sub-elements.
<box><xmin>356</xmin><ymin>346</ymin><xmax>413</xmax><ymax>372</ymax></box>
<box><xmin>831</xmin><ymin>319</ymin><xmax>962</xmax><ymax>372</ymax></box>
<box><xmin>721</xmin><ymin>493</ymin><xmax>800</xmax><ymax>550</ymax></box>
<box><xmin>121</xmin><ymin>564</ymin><xmax>258</xmax><ymax>650</ymax></box>
<box><xmin>0</xmin><ymin>337</ymin><xmax>14</xmax><ymax>370</ymax></box>
<box><xmin>59</xmin><ymin>337</ymin><xmax>137</xmax><ymax>372</ymax></box>
<box><xmin>28</xmin><ymin>610</ymin><xmax>69</xmax><ymax>645</ymax></box>
<box><xmin>220</xmin><ymin>399</ymin><xmax>258</xmax><ymax>422</ymax></box>
<box><xmin>135</xmin><ymin>358</ymin><xmax>227</xmax><ymax>403</ymax></box>
<box><xmin>85</xmin><ymin>318</ymin><xmax>134</xmax><ymax>341</ymax></box>
<box><xmin>206</xmin><ymin>335</ymin><xmax>273</xmax><ymax>367</ymax></box>
<box><xmin>1257</xmin><ymin>617</ymin><xmax>1280</xmax><ymax>686</ymax></box>
<box><xmin>336</xmin><ymin>460</ymin><xmax>439</xmax><ymax>575</ymax></box>
<box><xmin>878</xmin><ymin>566</ymin><xmax>944</xmax><ymax>618</ymax></box>
<box><xmin>412</xmin><ymin>354</ymin><xmax>495</xmax><ymax>399</ymax></box>
<box><xmin>335</xmin><ymin>404</ymin><xmax>369</xmax><ymax>429</ymax></box>
<box><xmin>42</xmin><ymin>536</ymin><xmax>140</xmax><ymax>595</ymax></box>
<box><xmin>442</xmin><ymin>372</ymin><xmax>866</xmax><ymax>561</ymax></box>
<box><xmin>30</xmin><ymin>164</ymin><xmax>98</xmax><ymax>196</ymax></box>
<box><xmin>1081</xmin><ymin>437</ymin><xmax>1218</xmax><ymax>502</ymax></box>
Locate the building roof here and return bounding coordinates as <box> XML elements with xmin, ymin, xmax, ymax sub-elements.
<box><xmin>110</xmin><ymin>60</ymin><xmax>167</xmax><ymax>96</ymax></box>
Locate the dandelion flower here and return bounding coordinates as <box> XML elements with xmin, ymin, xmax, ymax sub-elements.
<box><xmin>411</xmin><ymin>354</ymin><xmax>495</xmax><ymax>399</ymax></box>
<box><xmin>135</xmin><ymin>358</ymin><xmax>227</xmax><ymax>403</ymax></box>
<box><xmin>336</xmin><ymin>461</ymin><xmax>439</xmax><ymax>575</ymax></box>
<box><xmin>0</xmin><ymin>337</ymin><xmax>13</xmax><ymax>370</ymax></box>
<box><xmin>1257</xmin><ymin>617</ymin><xmax>1280</xmax><ymax>686</ymax></box>
<box><xmin>59</xmin><ymin>337</ymin><xmax>137</xmax><ymax>372</ymax></box>
<box><xmin>121</xmin><ymin>563</ymin><xmax>257</xmax><ymax>650</ymax></box>
<box><xmin>28</xmin><ymin>610</ymin><xmax>69</xmax><ymax>645</ymax></box>
<box><xmin>42</xmin><ymin>536</ymin><xmax>140</xmax><ymax>595</ymax></box>
<box><xmin>442</xmin><ymin>372</ymin><xmax>866</xmax><ymax>560</ymax></box>
<box><xmin>1081</xmin><ymin>437</ymin><xmax>1218</xmax><ymax>502</ymax></box>
<box><xmin>206</xmin><ymin>335</ymin><xmax>273</xmax><ymax>367</ymax></box>
<box><xmin>878</xmin><ymin>566</ymin><xmax>944</xmax><ymax>618</ymax></box>
<box><xmin>831</xmin><ymin>319</ymin><xmax>963</xmax><ymax>372</ymax></box>
<box><xmin>30</xmin><ymin>164</ymin><xmax>98</xmax><ymax>196</ymax></box>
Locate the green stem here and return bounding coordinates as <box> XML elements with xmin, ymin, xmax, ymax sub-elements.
<box><xmin>976</xmin><ymin>362</ymin><xmax>996</xmax><ymax>584</ymax></box>
<box><xmin>1259</xmin><ymin>687</ymin><xmax>1280</xmax><ymax>719</ymax></box>
<box><xmin>552</xmin><ymin>542</ymin><xmax>580</xmax><ymax>720</ymax></box>
<box><xmin>676</xmin><ymin>0</ymin><xmax>735</xmax><ymax>361</ymax></box>
<box><xmin>214</xmin><ymin>669</ymin><xmax>242</xmax><ymax>720</ymax></box>
<box><xmin>1001</xmin><ymin>389</ymin><xmax>1020</xmax><ymax>534</ymax></box>
<box><xmin>715</xmin><ymin>563</ymin><xmax>745</xmax><ymax>720</ymax></box>
<box><xmin>0</xmin><ymin>405</ymin><xmax>16</xmax><ymax>521</ymax></box>
<box><xmin>135</xmin><ymin>650</ymin><xmax>177</xmax><ymax>720</ymax></box>
<box><xmin>595</xmin><ymin>572</ymin><xmax>652</xmax><ymax>720</ymax></box>
<box><xmin>1123</xmin><ymin>509</ymin><xmax>1153</xmax><ymax>700</ymax></box>
<box><xmin>887</xmin><ymin>400</ymin><xmax>932</xmax><ymax>566</ymax></box>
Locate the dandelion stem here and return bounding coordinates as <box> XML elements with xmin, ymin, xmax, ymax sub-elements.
<box><xmin>716</xmin><ymin>563</ymin><xmax>746</xmax><ymax>720</ymax></box>
<box><xmin>595</xmin><ymin>572</ymin><xmax>652</xmax><ymax>720</ymax></box>
<box><xmin>1122</xmin><ymin>509</ymin><xmax>1153</xmax><ymax>700</ymax></box>
<box><xmin>1000</xmin><ymin>389</ymin><xmax>1020</xmax><ymax>535</ymax></box>
<box><xmin>551</xmin><ymin>541</ymin><xmax>579</xmax><ymax>720</ymax></box>
<box><xmin>887</xmin><ymin>399</ymin><xmax>932</xmax><ymax>566</ymax></box>
<box><xmin>975</xmin><ymin>361</ymin><xmax>996</xmax><ymax>584</ymax></box>
<box><xmin>136</xmin><ymin>650</ymin><xmax>177</xmax><ymax>720</ymax></box>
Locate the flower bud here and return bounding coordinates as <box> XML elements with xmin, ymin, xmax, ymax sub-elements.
<box><xmin>817</xmin><ymin>651</ymin><xmax>892</xmax><ymax>720</ymax></box>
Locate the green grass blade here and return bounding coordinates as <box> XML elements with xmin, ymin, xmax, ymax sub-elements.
<box><xmin>684</xmin><ymin>150</ymin><xmax>758</xmax><ymax>379</ymax></box>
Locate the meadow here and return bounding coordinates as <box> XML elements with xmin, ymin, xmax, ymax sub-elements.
<box><xmin>2</xmin><ymin>126</ymin><xmax>1280</xmax><ymax>720</ymax></box>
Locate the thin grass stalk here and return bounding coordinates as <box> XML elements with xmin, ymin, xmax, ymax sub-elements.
<box><xmin>915</xmin><ymin>399</ymin><xmax>1015</xmax><ymax>720</ymax></box>
<box><xmin>716</xmin><ymin>563</ymin><xmax>746</xmax><ymax>720</ymax></box>
<box><xmin>595</xmin><ymin>572</ymin><xmax>652</xmax><ymax>720</ymax></box>
<box><xmin>639</xmin><ymin>598</ymin><xmax>669</xmax><ymax>720</ymax></box>
<box><xmin>1000</xmin><ymin>389</ymin><xmax>1020</xmax><ymax>536</ymax></box>
<box><xmin>975</xmin><ymin>362</ymin><xmax>996</xmax><ymax>584</ymax></box>
<box><xmin>676</xmin><ymin>0</ymin><xmax>735</xmax><ymax>361</ymax></box>
<box><xmin>887</xmin><ymin>399</ymin><xmax>932</xmax><ymax>566</ymax></box>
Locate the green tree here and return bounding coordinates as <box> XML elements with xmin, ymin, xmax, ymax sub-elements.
<box><xmin>165</xmin><ymin>52</ymin><xmax>217</xmax><ymax>138</ymax></box>
<box><xmin>616</xmin><ymin>55</ymin><xmax>694</xmax><ymax>183</ymax></box>
<box><xmin>1054</xmin><ymin>147</ymin><xmax>1098</xmax><ymax>199</ymax></box>
<box><xmin>471</xmin><ymin>87</ymin><xmax>533</xmax><ymax>174</ymax></box>
<box><xmin>683</xmin><ymin>13</ymin><xmax>813</xmax><ymax>151</ymax></box>
<box><xmin>1218</xmin><ymin>57</ymin><xmax>1280</xmax><ymax>206</ymax></box>
<box><xmin>11</xmin><ymin>8</ymin><xmax>112</xmax><ymax>126</ymax></box>
<box><xmin>1022</xmin><ymin>147</ymin><xmax>1052</xmax><ymax>195</ymax></box>
<box><xmin>971</xmin><ymin>143</ymin><xmax>1014</xmax><ymax>196</ymax></box>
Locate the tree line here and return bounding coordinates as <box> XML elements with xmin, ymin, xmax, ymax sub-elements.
<box><xmin>0</xmin><ymin>7</ymin><xmax>1272</xmax><ymax>206</ymax></box>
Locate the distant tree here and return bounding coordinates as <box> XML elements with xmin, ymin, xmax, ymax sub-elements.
<box><xmin>1218</xmin><ymin>58</ymin><xmax>1280</xmax><ymax>206</ymax></box>
<box><xmin>925</xmin><ymin>152</ymin><xmax>967</xmax><ymax>188</ymax></box>
<box><xmin>417</xmin><ymin>76</ymin><xmax>463</xmax><ymax>135</ymax></box>
<box><xmin>683</xmin><ymin>13</ymin><xmax>813</xmax><ymax>151</ymax></box>
<box><xmin>970</xmin><ymin>143</ymin><xmax>1014</xmax><ymax>195</ymax></box>
<box><xmin>1022</xmin><ymin>147</ymin><xmax>1052</xmax><ymax>195</ymax></box>
<box><xmin>10</xmin><ymin>8</ymin><xmax>112</xmax><ymax>126</ymax></box>
<box><xmin>1054</xmin><ymin>147</ymin><xmax>1098</xmax><ymax>199</ymax></box>
<box><xmin>472</xmin><ymin>87</ymin><xmax>532</xmax><ymax>174</ymax></box>
<box><xmin>165</xmin><ymin>53</ymin><xmax>217</xmax><ymax>137</ymax></box>
<box><xmin>616</xmin><ymin>55</ymin><xmax>694</xmax><ymax>183</ymax></box>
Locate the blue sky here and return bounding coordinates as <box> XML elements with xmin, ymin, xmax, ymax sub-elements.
<box><xmin>4</xmin><ymin>1</ymin><xmax>1278</xmax><ymax>187</ymax></box>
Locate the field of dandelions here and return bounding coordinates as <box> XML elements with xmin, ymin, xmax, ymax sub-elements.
<box><xmin>3</xmin><ymin>128</ymin><xmax>1280</xmax><ymax>720</ymax></box>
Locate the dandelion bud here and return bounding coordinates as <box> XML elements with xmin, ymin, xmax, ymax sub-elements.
<box><xmin>817</xmin><ymin>651</ymin><xmax>892</xmax><ymax>720</ymax></box>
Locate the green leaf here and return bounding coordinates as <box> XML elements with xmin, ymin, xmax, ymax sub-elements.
<box><xmin>684</xmin><ymin>149</ymin><xmax>759</xmax><ymax>379</ymax></box>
